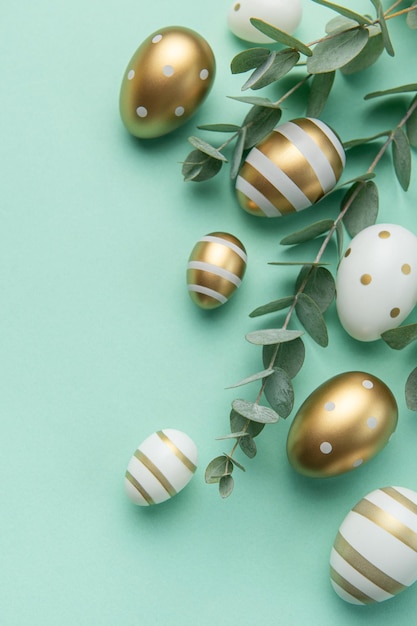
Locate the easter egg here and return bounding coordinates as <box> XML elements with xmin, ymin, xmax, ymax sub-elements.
<box><xmin>336</xmin><ymin>223</ymin><xmax>417</xmax><ymax>341</ymax></box>
<box><xmin>286</xmin><ymin>372</ymin><xmax>397</xmax><ymax>478</ymax></box>
<box><xmin>236</xmin><ymin>118</ymin><xmax>345</xmax><ymax>217</ymax></box>
<box><xmin>330</xmin><ymin>486</ymin><xmax>417</xmax><ymax>604</ymax></box>
<box><xmin>125</xmin><ymin>429</ymin><xmax>198</xmax><ymax>505</ymax></box>
<box><xmin>187</xmin><ymin>232</ymin><xmax>247</xmax><ymax>309</ymax></box>
<box><xmin>119</xmin><ymin>26</ymin><xmax>215</xmax><ymax>138</ymax></box>
<box><xmin>227</xmin><ymin>0</ymin><xmax>303</xmax><ymax>43</ymax></box>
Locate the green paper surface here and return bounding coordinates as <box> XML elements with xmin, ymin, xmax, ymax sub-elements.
<box><xmin>1</xmin><ymin>1</ymin><xmax>417</xmax><ymax>624</ymax></box>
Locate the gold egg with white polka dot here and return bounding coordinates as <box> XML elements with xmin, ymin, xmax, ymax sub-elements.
<box><xmin>286</xmin><ymin>372</ymin><xmax>398</xmax><ymax>478</ymax></box>
<box><xmin>119</xmin><ymin>26</ymin><xmax>215</xmax><ymax>138</ymax></box>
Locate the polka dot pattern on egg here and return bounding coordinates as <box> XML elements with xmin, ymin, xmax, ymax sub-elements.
<box><xmin>336</xmin><ymin>223</ymin><xmax>417</xmax><ymax>341</ymax></box>
<box><xmin>286</xmin><ymin>372</ymin><xmax>398</xmax><ymax>478</ymax></box>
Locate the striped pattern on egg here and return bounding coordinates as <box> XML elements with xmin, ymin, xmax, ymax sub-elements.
<box><xmin>125</xmin><ymin>429</ymin><xmax>198</xmax><ymax>505</ymax></box>
<box><xmin>330</xmin><ymin>486</ymin><xmax>417</xmax><ymax>604</ymax></box>
<box><xmin>235</xmin><ymin>117</ymin><xmax>345</xmax><ymax>217</ymax></box>
<box><xmin>187</xmin><ymin>232</ymin><xmax>247</xmax><ymax>309</ymax></box>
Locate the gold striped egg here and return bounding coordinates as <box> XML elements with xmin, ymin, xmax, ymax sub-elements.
<box><xmin>125</xmin><ymin>429</ymin><xmax>198</xmax><ymax>506</ymax></box>
<box><xmin>119</xmin><ymin>26</ymin><xmax>215</xmax><ymax>139</ymax></box>
<box><xmin>330</xmin><ymin>486</ymin><xmax>417</xmax><ymax>604</ymax></box>
<box><xmin>286</xmin><ymin>372</ymin><xmax>398</xmax><ymax>478</ymax></box>
<box><xmin>187</xmin><ymin>232</ymin><xmax>247</xmax><ymax>309</ymax></box>
<box><xmin>235</xmin><ymin>117</ymin><xmax>345</xmax><ymax>217</ymax></box>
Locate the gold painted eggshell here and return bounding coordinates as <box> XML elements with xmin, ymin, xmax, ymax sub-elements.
<box><xmin>119</xmin><ymin>26</ymin><xmax>215</xmax><ymax>138</ymax></box>
<box><xmin>286</xmin><ymin>372</ymin><xmax>397</xmax><ymax>478</ymax></box>
<box><xmin>125</xmin><ymin>429</ymin><xmax>198</xmax><ymax>506</ymax></box>
<box><xmin>330</xmin><ymin>486</ymin><xmax>417</xmax><ymax>604</ymax></box>
<box><xmin>187</xmin><ymin>232</ymin><xmax>247</xmax><ymax>309</ymax></box>
<box><xmin>235</xmin><ymin>117</ymin><xmax>345</xmax><ymax>217</ymax></box>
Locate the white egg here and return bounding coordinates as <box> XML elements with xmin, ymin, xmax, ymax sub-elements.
<box><xmin>227</xmin><ymin>0</ymin><xmax>303</xmax><ymax>43</ymax></box>
<box><xmin>336</xmin><ymin>223</ymin><xmax>417</xmax><ymax>341</ymax></box>
<box><xmin>330</xmin><ymin>486</ymin><xmax>417</xmax><ymax>604</ymax></box>
<box><xmin>125</xmin><ymin>429</ymin><xmax>198</xmax><ymax>505</ymax></box>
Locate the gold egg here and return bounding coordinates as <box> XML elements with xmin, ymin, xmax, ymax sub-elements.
<box><xmin>119</xmin><ymin>26</ymin><xmax>215</xmax><ymax>138</ymax></box>
<box><xmin>286</xmin><ymin>372</ymin><xmax>398</xmax><ymax>478</ymax></box>
<box><xmin>235</xmin><ymin>117</ymin><xmax>345</xmax><ymax>217</ymax></box>
<box><xmin>187</xmin><ymin>232</ymin><xmax>247</xmax><ymax>309</ymax></box>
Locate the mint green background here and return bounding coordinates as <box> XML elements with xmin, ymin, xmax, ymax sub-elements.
<box><xmin>2</xmin><ymin>1</ymin><xmax>417</xmax><ymax>624</ymax></box>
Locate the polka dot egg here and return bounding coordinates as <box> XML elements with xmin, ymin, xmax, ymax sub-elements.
<box><xmin>187</xmin><ymin>232</ymin><xmax>247</xmax><ymax>309</ymax></box>
<box><xmin>228</xmin><ymin>0</ymin><xmax>303</xmax><ymax>43</ymax></box>
<box><xmin>286</xmin><ymin>372</ymin><xmax>398</xmax><ymax>478</ymax></box>
<box><xmin>235</xmin><ymin>118</ymin><xmax>345</xmax><ymax>217</ymax></box>
<box><xmin>330</xmin><ymin>486</ymin><xmax>417</xmax><ymax>604</ymax></box>
<box><xmin>125</xmin><ymin>429</ymin><xmax>198</xmax><ymax>505</ymax></box>
<box><xmin>119</xmin><ymin>26</ymin><xmax>215</xmax><ymax>138</ymax></box>
<box><xmin>336</xmin><ymin>223</ymin><xmax>417</xmax><ymax>341</ymax></box>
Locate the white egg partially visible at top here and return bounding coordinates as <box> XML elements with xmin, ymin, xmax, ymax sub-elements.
<box><xmin>227</xmin><ymin>0</ymin><xmax>303</xmax><ymax>43</ymax></box>
<box><xmin>336</xmin><ymin>223</ymin><xmax>417</xmax><ymax>341</ymax></box>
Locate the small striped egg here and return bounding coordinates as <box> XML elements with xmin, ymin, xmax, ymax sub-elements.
<box><xmin>187</xmin><ymin>232</ymin><xmax>247</xmax><ymax>309</ymax></box>
<box><xmin>330</xmin><ymin>486</ymin><xmax>417</xmax><ymax>604</ymax></box>
<box><xmin>125</xmin><ymin>429</ymin><xmax>198</xmax><ymax>506</ymax></box>
<box><xmin>235</xmin><ymin>117</ymin><xmax>345</xmax><ymax>217</ymax></box>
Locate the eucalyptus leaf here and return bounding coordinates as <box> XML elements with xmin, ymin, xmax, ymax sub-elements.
<box><xmin>219</xmin><ymin>474</ymin><xmax>235</xmax><ymax>498</ymax></box>
<box><xmin>243</xmin><ymin>49</ymin><xmax>300</xmax><ymax>91</ymax></box>
<box><xmin>197</xmin><ymin>123</ymin><xmax>240</xmax><ymax>132</ymax></box>
<box><xmin>188</xmin><ymin>136</ymin><xmax>228</xmax><ymax>161</ymax></box>
<box><xmin>239</xmin><ymin>435</ymin><xmax>257</xmax><ymax>459</ymax></box>
<box><xmin>295</xmin><ymin>266</ymin><xmax>336</xmax><ymax>313</ymax></box>
<box><xmin>232</xmin><ymin>399</ymin><xmax>280</xmax><ymax>424</ymax></box>
<box><xmin>336</xmin><ymin>221</ymin><xmax>344</xmax><ymax>260</ymax></box>
<box><xmin>392</xmin><ymin>127</ymin><xmax>411</xmax><ymax>191</ymax></box>
<box><xmin>181</xmin><ymin>150</ymin><xmax>223</xmax><ymax>182</ymax></box>
<box><xmin>406</xmin><ymin>96</ymin><xmax>417</xmax><ymax>148</ymax></box>
<box><xmin>249</xmin><ymin>296</ymin><xmax>295</xmax><ymax>318</ymax></box>
<box><xmin>371</xmin><ymin>0</ymin><xmax>394</xmax><ymax>56</ymax></box>
<box><xmin>364</xmin><ymin>84</ymin><xmax>417</xmax><ymax>100</ymax></box>
<box><xmin>241</xmin><ymin>51</ymin><xmax>276</xmax><ymax>91</ymax></box>
<box><xmin>205</xmin><ymin>455</ymin><xmax>230</xmax><ymax>484</ymax></box>
<box><xmin>226</xmin><ymin>368</ymin><xmax>275</xmax><ymax>389</ymax></box>
<box><xmin>264</xmin><ymin>367</ymin><xmax>294</xmax><ymax>418</ymax></box>
<box><xmin>246</xmin><ymin>328</ymin><xmax>304</xmax><ymax>346</ymax></box>
<box><xmin>223</xmin><ymin>453</ymin><xmax>246</xmax><ymax>472</ymax></box>
<box><xmin>250</xmin><ymin>18</ymin><xmax>312</xmax><ymax>56</ymax></box>
<box><xmin>280</xmin><ymin>219</ymin><xmax>335</xmax><ymax>245</ymax></box>
<box><xmin>341</xmin><ymin>32</ymin><xmax>384</xmax><ymax>74</ymax></box>
<box><xmin>311</xmin><ymin>0</ymin><xmax>372</xmax><ymax>25</ymax></box>
<box><xmin>263</xmin><ymin>337</ymin><xmax>305</xmax><ymax>379</ymax></box>
<box><xmin>407</xmin><ymin>1</ymin><xmax>417</xmax><ymax>29</ymax></box>
<box><xmin>325</xmin><ymin>15</ymin><xmax>358</xmax><ymax>34</ymax></box>
<box><xmin>306</xmin><ymin>71</ymin><xmax>336</xmax><ymax>117</ymax></box>
<box><xmin>342</xmin><ymin>180</ymin><xmax>379</xmax><ymax>237</ymax></box>
<box><xmin>381</xmin><ymin>323</ymin><xmax>417</xmax><ymax>350</ymax></box>
<box><xmin>295</xmin><ymin>293</ymin><xmax>329</xmax><ymax>347</ymax></box>
<box><xmin>268</xmin><ymin>261</ymin><xmax>330</xmax><ymax>266</ymax></box>
<box><xmin>405</xmin><ymin>367</ymin><xmax>417</xmax><ymax>411</ymax></box>
<box><xmin>215</xmin><ymin>431</ymin><xmax>250</xmax><ymax>440</ymax></box>
<box><xmin>307</xmin><ymin>28</ymin><xmax>369</xmax><ymax>74</ymax></box>
<box><xmin>243</xmin><ymin>106</ymin><xmax>282</xmax><ymax>149</ymax></box>
<box><xmin>228</xmin><ymin>96</ymin><xmax>281</xmax><ymax>109</ymax></box>
<box><xmin>343</xmin><ymin>130</ymin><xmax>390</xmax><ymax>149</ymax></box>
<box><xmin>230</xmin><ymin>409</ymin><xmax>265</xmax><ymax>438</ymax></box>
<box><xmin>230</xmin><ymin>127</ymin><xmax>246</xmax><ymax>180</ymax></box>
<box><xmin>231</xmin><ymin>47</ymin><xmax>271</xmax><ymax>74</ymax></box>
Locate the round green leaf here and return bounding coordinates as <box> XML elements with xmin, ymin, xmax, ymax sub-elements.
<box><xmin>239</xmin><ymin>435</ymin><xmax>257</xmax><ymax>459</ymax></box>
<box><xmin>295</xmin><ymin>293</ymin><xmax>329</xmax><ymax>347</ymax></box>
<box><xmin>381</xmin><ymin>323</ymin><xmax>417</xmax><ymax>350</ymax></box>
<box><xmin>263</xmin><ymin>367</ymin><xmax>294</xmax><ymax>419</ymax></box>
<box><xmin>205</xmin><ymin>455</ymin><xmax>231</xmax><ymax>484</ymax></box>
<box><xmin>246</xmin><ymin>328</ymin><xmax>304</xmax><ymax>346</ymax></box>
<box><xmin>342</xmin><ymin>181</ymin><xmax>379</xmax><ymax>237</ymax></box>
<box><xmin>307</xmin><ymin>28</ymin><xmax>369</xmax><ymax>74</ymax></box>
<box><xmin>230</xmin><ymin>409</ymin><xmax>265</xmax><ymax>438</ymax></box>
<box><xmin>406</xmin><ymin>367</ymin><xmax>417</xmax><ymax>411</ymax></box>
<box><xmin>296</xmin><ymin>266</ymin><xmax>336</xmax><ymax>313</ymax></box>
<box><xmin>232</xmin><ymin>399</ymin><xmax>279</xmax><ymax>424</ymax></box>
<box><xmin>219</xmin><ymin>474</ymin><xmax>235</xmax><ymax>498</ymax></box>
<box><xmin>263</xmin><ymin>337</ymin><xmax>305</xmax><ymax>379</ymax></box>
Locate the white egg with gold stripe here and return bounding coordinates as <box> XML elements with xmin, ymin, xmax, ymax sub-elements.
<box><xmin>125</xmin><ymin>429</ymin><xmax>198</xmax><ymax>505</ymax></box>
<box><xmin>330</xmin><ymin>486</ymin><xmax>417</xmax><ymax>604</ymax></box>
<box><xmin>236</xmin><ymin>117</ymin><xmax>345</xmax><ymax>217</ymax></box>
<box><xmin>187</xmin><ymin>232</ymin><xmax>247</xmax><ymax>309</ymax></box>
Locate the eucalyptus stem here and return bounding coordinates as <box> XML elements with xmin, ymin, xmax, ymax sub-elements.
<box><xmin>224</xmin><ymin>100</ymin><xmax>417</xmax><ymax>468</ymax></box>
<box><xmin>385</xmin><ymin>5</ymin><xmax>417</xmax><ymax>20</ymax></box>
